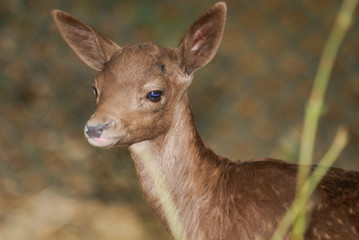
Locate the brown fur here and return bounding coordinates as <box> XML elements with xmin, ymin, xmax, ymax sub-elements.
<box><xmin>51</xmin><ymin>2</ymin><xmax>359</xmax><ymax>239</ymax></box>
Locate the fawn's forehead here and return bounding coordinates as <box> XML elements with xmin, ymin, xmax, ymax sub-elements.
<box><xmin>98</xmin><ymin>43</ymin><xmax>176</xmax><ymax>86</ymax></box>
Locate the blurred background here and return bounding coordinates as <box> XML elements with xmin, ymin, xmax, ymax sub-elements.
<box><xmin>1</xmin><ymin>0</ymin><xmax>358</xmax><ymax>239</ymax></box>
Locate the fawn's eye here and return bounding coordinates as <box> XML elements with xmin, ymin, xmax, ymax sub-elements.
<box><xmin>92</xmin><ymin>86</ymin><xmax>98</xmax><ymax>97</ymax></box>
<box><xmin>147</xmin><ymin>91</ymin><xmax>163</xmax><ymax>102</ymax></box>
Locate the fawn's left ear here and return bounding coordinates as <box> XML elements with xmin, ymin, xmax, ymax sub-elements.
<box><xmin>177</xmin><ymin>2</ymin><xmax>226</xmax><ymax>75</ymax></box>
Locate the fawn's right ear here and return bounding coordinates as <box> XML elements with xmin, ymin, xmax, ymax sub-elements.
<box><xmin>51</xmin><ymin>10</ymin><xmax>120</xmax><ymax>71</ymax></box>
<box><xmin>177</xmin><ymin>2</ymin><xmax>226</xmax><ymax>75</ymax></box>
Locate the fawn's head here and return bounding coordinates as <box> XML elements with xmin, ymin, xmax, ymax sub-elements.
<box><xmin>52</xmin><ymin>2</ymin><xmax>226</xmax><ymax>148</ymax></box>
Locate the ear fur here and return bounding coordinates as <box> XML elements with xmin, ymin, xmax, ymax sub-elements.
<box><xmin>51</xmin><ymin>10</ymin><xmax>120</xmax><ymax>71</ymax></box>
<box><xmin>177</xmin><ymin>2</ymin><xmax>227</xmax><ymax>75</ymax></box>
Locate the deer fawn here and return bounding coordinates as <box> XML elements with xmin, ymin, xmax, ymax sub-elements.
<box><xmin>52</xmin><ymin>2</ymin><xmax>359</xmax><ymax>239</ymax></box>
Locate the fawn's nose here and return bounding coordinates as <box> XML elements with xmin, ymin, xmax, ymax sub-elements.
<box><xmin>85</xmin><ymin>122</ymin><xmax>109</xmax><ymax>138</ymax></box>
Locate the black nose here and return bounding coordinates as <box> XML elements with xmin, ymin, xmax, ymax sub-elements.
<box><xmin>85</xmin><ymin>123</ymin><xmax>109</xmax><ymax>138</ymax></box>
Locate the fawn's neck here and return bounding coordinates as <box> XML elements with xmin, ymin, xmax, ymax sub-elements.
<box><xmin>129</xmin><ymin>93</ymin><xmax>224</xmax><ymax>235</ymax></box>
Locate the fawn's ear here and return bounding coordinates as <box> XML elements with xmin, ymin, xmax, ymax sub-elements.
<box><xmin>177</xmin><ymin>2</ymin><xmax>226</xmax><ymax>75</ymax></box>
<box><xmin>51</xmin><ymin>10</ymin><xmax>121</xmax><ymax>71</ymax></box>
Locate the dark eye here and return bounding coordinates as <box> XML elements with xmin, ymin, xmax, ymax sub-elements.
<box><xmin>92</xmin><ymin>86</ymin><xmax>98</xmax><ymax>96</ymax></box>
<box><xmin>147</xmin><ymin>91</ymin><xmax>163</xmax><ymax>102</ymax></box>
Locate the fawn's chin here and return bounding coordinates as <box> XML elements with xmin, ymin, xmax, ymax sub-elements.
<box><xmin>87</xmin><ymin>137</ymin><xmax>119</xmax><ymax>148</ymax></box>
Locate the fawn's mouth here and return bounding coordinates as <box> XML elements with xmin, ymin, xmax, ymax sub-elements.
<box><xmin>86</xmin><ymin>136</ymin><xmax>120</xmax><ymax>148</ymax></box>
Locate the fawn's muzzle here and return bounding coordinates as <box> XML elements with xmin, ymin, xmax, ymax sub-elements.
<box><xmin>85</xmin><ymin>122</ymin><xmax>109</xmax><ymax>138</ymax></box>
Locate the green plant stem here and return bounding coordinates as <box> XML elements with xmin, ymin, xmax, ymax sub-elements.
<box><xmin>271</xmin><ymin>127</ymin><xmax>348</xmax><ymax>240</ymax></box>
<box><xmin>296</xmin><ymin>0</ymin><xmax>357</xmax><ymax>188</ymax></box>
<box><xmin>137</xmin><ymin>148</ymin><xmax>185</xmax><ymax>240</ymax></box>
<box><xmin>293</xmin><ymin>0</ymin><xmax>358</xmax><ymax>238</ymax></box>
<box><xmin>297</xmin><ymin>0</ymin><xmax>357</xmax><ymax>185</ymax></box>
